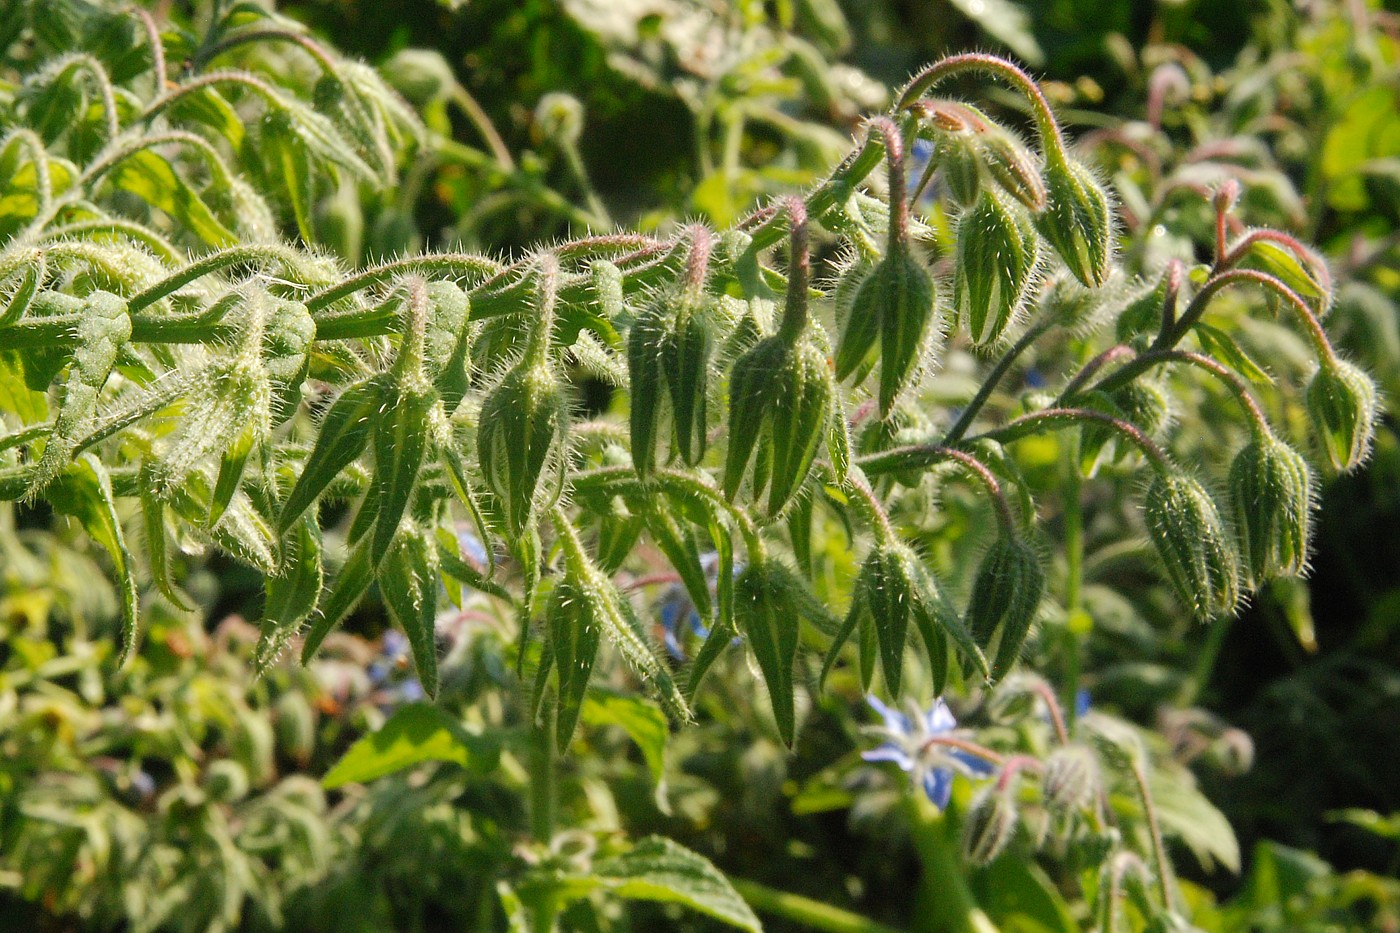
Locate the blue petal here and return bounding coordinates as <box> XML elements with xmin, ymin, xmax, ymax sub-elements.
<box><xmin>923</xmin><ymin>767</ymin><xmax>953</xmax><ymax>810</ymax></box>
<box><xmin>867</xmin><ymin>695</ymin><xmax>911</xmax><ymax>734</ymax></box>
<box><xmin>925</xmin><ymin>698</ymin><xmax>957</xmax><ymax>734</ymax></box>
<box><xmin>1075</xmin><ymin>688</ymin><xmax>1092</xmax><ymax>719</ymax></box>
<box><xmin>863</xmin><ymin>746</ymin><xmax>915</xmax><ymax>770</ymax></box>
<box><xmin>952</xmin><ymin>748</ymin><xmax>997</xmax><ymax>777</ymax></box>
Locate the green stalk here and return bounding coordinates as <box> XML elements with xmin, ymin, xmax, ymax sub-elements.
<box><xmin>908</xmin><ymin>799</ymin><xmax>998</xmax><ymax>933</ymax></box>
<box><xmin>731</xmin><ymin>878</ymin><xmax>905</xmax><ymax>933</ymax></box>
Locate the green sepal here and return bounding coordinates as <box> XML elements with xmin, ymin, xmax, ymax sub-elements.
<box><xmin>139</xmin><ymin>479</ymin><xmax>192</xmax><ymax>611</ymax></box>
<box><xmin>627</xmin><ymin>304</ymin><xmax>669</xmax><ymax>478</ymax></box>
<box><xmin>734</xmin><ymin>561</ymin><xmax>799</xmax><ymax>745</ymax></box>
<box><xmin>255</xmin><ymin>515</ymin><xmax>323</xmax><ymax>674</ymax></box>
<box><xmin>1036</xmin><ymin>157</ymin><xmax>1113</xmax><ymax>289</ymax></box>
<box><xmin>547</xmin><ymin>578</ymin><xmax>602</xmax><ymax>751</ymax></box>
<box><xmin>665</xmin><ymin>309</ymin><xmax>713</xmax><ymax>466</ymax></box>
<box><xmin>370</xmin><ymin>384</ymin><xmax>435</xmax><ymax>567</ymax></box>
<box><xmin>48</xmin><ymin>455</ymin><xmax>140</xmax><ymax>663</ymax></box>
<box><xmin>278</xmin><ymin>375</ymin><xmax>384</xmax><ymax>533</ymax></box>
<box><xmin>477</xmin><ymin>365</ymin><xmax>566</xmax><ymax>535</ymax></box>
<box><xmin>301</xmin><ymin>539</ymin><xmax>375</xmax><ymax>664</ymax></box>
<box><xmin>766</xmin><ymin>342</ymin><xmax>832</xmax><ymax>516</ymax></box>
<box><xmin>877</xmin><ymin>245</ymin><xmax>938</xmax><ymax>416</ymax></box>
<box><xmin>378</xmin><ymin>524</ymin><xmax>441</xmax><ymax>697</ymax></box>
<box><xmin>966</xmin><ymin>534</ymin><xmax>1044</xmax><ymax>680</ymax></box>
<box><xmin>648</xmin><ymin>504</ymin><xmax>712</xmax><ymax>621</ymax></box>
<box><xmin>722</xmin><ymin>337</ymin><xmax>788</xmax><ymax>500</ymax></box>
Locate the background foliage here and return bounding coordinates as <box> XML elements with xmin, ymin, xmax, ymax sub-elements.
<box><xmin>1</xmin><ymin>0</ymin><xmax>1398</xmax><ymax>931</ymax></box>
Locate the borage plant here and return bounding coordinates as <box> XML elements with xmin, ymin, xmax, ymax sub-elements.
<box><xmin>0</xmin><ymin>4</ymin><xmax>1378</xmax><ymax>930</ymax></box>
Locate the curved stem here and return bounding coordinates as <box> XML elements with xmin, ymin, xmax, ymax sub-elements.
<box><xmin>3</xmin><ymin>130</ymin><xmax>52</xmax><ymax>216</ymax></box>
<box><xmin>143</xmin><ymin>71</ymin><xmax>286</xmax><ymax>121</ymax></box>
<box><xmin>778</xmin><ymin>196</ymin><xmax>810</xmax><ymax>340</ymax></box>
<box><xmin>896</xmin><ymin>53</ymin><xmax>1067</xmax><ymax>167</ymax></box>
<box><xmin>127</xmin><ymin>244</ymin><xmax>317</xmax><ymax>312</ymax></box>
<box><xmin>449</xmin><ymin>84</ymin><xmax>516</xmax><ymax>170</ymax></box>
<box><xmin>942</xmin><ymin>314</ymin><xmax>1057</xmax><ymax>445</ymax></box>
<box><xmin>863</xmin><ymin>117</ymin><xmax>907</xmax><ymax>249</ymax></box>
<box><xmin>131</xmin><ymin>7</ymin><xmax>167</xmax><ymax>97</ymax></box>
<box><xmin>971</xmin><ymin>407</ymin><xmax>1173</xmax><ymax>473</ymax></box>
<box><xmin>1129</xmin><ymin>756</ymin><xmax>1179</xmax><ymax>912</ymax></box>
<box><xmin>305</xmin><ymin>252</ymin><xmax>503</xmax><ymax>312</ymax></box>
<box><xmin>855</xmin><ymin>445</ymin><xmax>1017</xmax><ymax>533</ymax></box>
<box><xmin>1159</xmin><ymin>268</ymin><xmax>1336</xmax><ymax>364</ymax></box>
<box><xmin>192</xmin><ymin>28</ymin><xmax>337</xmax><ymax>73</ymax></box>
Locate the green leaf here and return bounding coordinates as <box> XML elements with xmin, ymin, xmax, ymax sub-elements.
<box><xmin>278</xmin><ymin>376</ymin><xmax>383</xmax><ymax>534</ymax></box>
<box><xmin>107</xmin><ymin>149</ymin><xmax>237</xmax><ymax>247</ymax></box>
<box><xmin>48</xmin><ymin>455</ymin><xmax>139</xmax><ymax>662</ymax></box>
<box><xmin>591</xmin><ymin>836</ymin><xmax>762</xmax><ymax>933</ymax></box>
<box><xmin>322</xmin><ymin>702</ymin><xmax>498</xmax><ymax>788</ymax></box>
<box><xmin>581</xmin><ymin>691</ymin><xmax>669</xmax><ymax>808</ymax></box>
<box><xmin>1195</xmin><ymin>322</ymin><xmax>1273</xmax><ymax>385</ymax></box>
<box><xmin>946</xmin><ymin>0</ymin><xmax>1044</xmax><ymax>66</ymax></box>
<box><xmin>1150</xmin><ymin>763</ymin><xmax>1241</xmax><ymax>874</ymax></box>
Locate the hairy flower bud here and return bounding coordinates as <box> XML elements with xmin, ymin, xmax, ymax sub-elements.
<box><xmin>933</xmin><ymin>130</ymin><xmax>983</xmax><ymax>207</ymax></box>
<box><xmin>980</xmin><ymin>126</ymin><xmax>1047</xmax><ymax>212</ymax></box>
<box><xmin>1306</xmin><ymin>360</ymin><xmax>1378</xmax><ymax>472</ymax></box>
<box><xmin>534</xmin><ymin>92</ymin><xmax>584</xmax><ymax>146</ymax></box>
<box><xmin>1036</xmin><ymin>158</ymin><xmax>1113</xmax><ymax>289</ymax></box>
<box><xmin>855</xmin><ymin>545</ymin><xmax>916</xmax><ymax>696</ymax></box>
<box><xmin>724</xmin><ymin>335</ymin><xmax>832</xmax><ymax>516</ymax></box>
<box><xmin>967</xmin><ymin>534</ymin><xmax>1045</xmax><ymax>681</ymax></box>
<box><xmin>478</xmin><ymin>364</ymin><xmax>567</xmax><ymax>535</ymax></box>
<box><xmin>382</xmin><ymin>48</ymin><xmax>457</xmax><ymax>106</ymax></box>
<box><xmin>962</xmin><ymin>784</ymin><xmax>1019</xmax><ymax>866</ymax></box>
<box><xmin>1229</xmin><ymin>434</ymin><xmax>1314</xmax><ymax>583</ymax></box>
<box><xmin>954</xmin><ymin>191</ymin><xmax>1040</xmax><ymax>347</ymax></box>
<box><xmin>1143</xmin><ymin>473</ymin><xmax>1240</xmax><ymax>620</ymax></box>
<box><xmin>665</xmin><ymin>307</ymin><xmax>714</xmax><ymax>466</ymax></box>
<box><xmin>835</xmin><ymin>243</ymin><xmax>938</xmax><ymax>415</ymax></box>
<box><xmin>1041</xmin><ymin>744</ymin><xmax>1100</xmax><ymax>814</ymax></box>
<box><xmin>734</xmin><ymin>562</ymin><xmax>801</xmax><ymax>745</ymax></box>
<box><xmin>546</xmin><ymin>577</ymin><xmax>603</xmax><ymax>750</ymax></box>
<box><xmin>204</xmin><ymin>759</ymin><xmax>250</xmax><ymax>804</ymax></box>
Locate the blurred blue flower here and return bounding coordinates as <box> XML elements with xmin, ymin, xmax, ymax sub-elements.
<box><xmin>862</xmin><ymin>696</ymin><xmax>995</xmax><ymax>809</ymax></box>
<box><xmin>658</xmin><ymin>585</ymin><xmax>710</xmax><ymax>661</ymax></box>
<box><xmin>907</xmin><ymin>137</ymin><xmax>938</xmax><ymax>207</ymax></box>
<box><xmin>1075</xmin><ymin>687</ymin><xmax>1092</xmax><ymax>719</ymax></box>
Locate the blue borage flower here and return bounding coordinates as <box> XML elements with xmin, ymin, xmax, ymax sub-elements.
<box><xmin>862</xmin><ymin>696</ymin><xmax>996</xmax><ymax>809</ymax></box>
<box><xmin>654</xmin><ymin>551</ymin><xmax>743</xmax><ymax>661</ymax></box>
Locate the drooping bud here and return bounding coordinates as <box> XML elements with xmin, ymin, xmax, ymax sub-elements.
<box><xmin>1036</xmin><ymin>158</ymin><xmax>1113</xmax><ymax>289</ymax></box>
<box><xmin>734</xmin><ymin>561</ymin><xmax>801</xmax><ymax>746</ymax></box>
<box><xmin>381</xmin><ymin>48</ymin><xmax>457</xmax><ymax>106</ymax></box>
<box><xmin>478</xmin><ymin>364</ymin><xmax>567</xmax><ymax>535</ymax></box>
<box><xmin>836</xmin><ymin>243</ymin><xmax>938</xmax><ymax>415</ymax></box>
<box><xmin>664</xmin><ymin>307</ymin><xmax>714</xmax><ymax>466</ymax></box>
<box><xmin>627</xmin><ymin>303</ymin><xmax>669</xmax><ymax>479</ymax></box>
<box><xmin>966</xmin><ymin>534</ymin><xmax>1045</xmax><ymax>681</ymax></box>
<box><xmin>932</xmin><ymin>129</ymin><xmax>983</xmax><ymax>207</ymax></box>
<box><xmin>852</xmin><ymin>545</ymin><xmax>915</xmax><ymax>696</ymax></box>
<box><xmin>1142</xmin><ymin>472</ymin><xmax>1240</xmax><ymax>620</ymax></box>
<box><xmin>1228</xmin><ymin>434</ymin><xmax>1314</xmax><ymax>583</ymax></box>
<box><xmin>262</xmin><ymin>298</ymin><xmax>316</xmax><ymax>424</ymax></box>
<box><xmin>1306</xmin><ymin>359</ymin><xmax>1378</xmax><ymax>472</ymax></box>
<box><xmin>980</xmin><ymin>125</ymin><xmax>1047</xmax><ymax>212</ymax></box>
<box><xmin>831</xmin><ymin>256</ymin><xmax>879</xmax><ymax>385</ymax></box>
<box><xmin>953</xmin><ymin>190</ymin><xmax>1040</xmax><ymax>347</ymax></box>
<box><xmin>422</xmin><ymin>281</ymin><xmax>472</xmax><ymax>413</ymax></box>
<box><xmin>1041</xmin><ymin>744</ymin><xmax>1101</xmax><ymax>814</ymax></box>
<box><xmin>533</xmin><ymin>92</ymin><xmax>584</xmax><ymax>147</ymax></box>
<box><xmin>724</xmin><ymin>335</ymin><xmax>832</xmax><ymax>516</ymax></box>
<box><xmin>962</xmin><ymin>784</ymin><xmax>1019</xmax><ymax>866</ymax></box>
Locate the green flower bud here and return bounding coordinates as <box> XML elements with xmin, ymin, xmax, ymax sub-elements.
<box><xmin>664</xmin><ymin>307</ymin><xmax>714</xmax><ymax>466</ymax></box>
<box><xmin>735</xmin><ymin>562</ymin><xmax>801</xmax><ymax>746</ymax></box>
<box><xmin>263</xmin><ymin>298</ymin><xmax>316</xmax><ymax>424</ymax></box>
<box><xmin>478</xmin><ymin>364</ymin><xmax>567</xmax><ymax>535</ymax></box>
<box><xmin>274</xmin><ymin>690</ymin><xmax>317</xmax><ymax>765</ymax></box>
<box><xmin>1143</xmin><ymin>473</ymin><xmax>1240</xmax><ymax>620</ymax></box>
<box><xmin>836</xmin><ymin>244</ymin><xmax>937</xmax><ymax>415</ymax></box>
<box><xmin>1041</xmin><ymin>744</ymin><xmax>1100</xmax><ymax>814</ymax></box>
<box><xmin>724</xmin><ymin>336</ymin><xmax>832</xmax><ymax>516</ymax></box>
<box><xmin>954</xmin><ymin>191</ymin><xmax>1040</xmax><ymax>347</ymax></box>
<box><xmin>382</xmin><ymin>48</ymin><xmax>457</xmax><ymax>106</ymax></box>
<box><xmin>422</xmin><ymin>281</ymin><xmax>472</xmax><ymax>412</ymax></box>
<box><xmin>936</xmin><ymin>131</ymin><xmax>984</xmax><ymax>208</ymax></box>
<box><xmin>831</xmin><ymin>255</ymin><xmax>879</xmax><ymax>385</ymax></box>
<box><xmin>962</xmin><ymin>785</ymin><xmax>1019</xmax><ymax>866</ymax></box>
<box><xmin>967</xmin><ymin>534</ymin><xmax>1045</xmax><ymax>681</ymax></box>
<box><xmin>980</xmin><ymin>126</ymin><xmax>1047</xmax><ymax>212</ymax></box>
<box><xmin>1229</xmin><ymin>434</ymin><xmax>1314</xmax><ymax>583</ymax></box>
<box><xmin>1306</xmin><ymin>360</ymin><xmax>1378</xmax><ymax>472</ymax></box>
<box><xmin>1036</xmin><ymin>158</ymin><xmax>1113</xmax><ymax>289</ymax></box>
<box><xmin>853</xmin><ymin>545</ymin><xmax>916</xmax><ymax>696</ymax></box>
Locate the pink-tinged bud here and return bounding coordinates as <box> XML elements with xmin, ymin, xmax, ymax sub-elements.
<box><xmin>962</xmin><ymin>784</ymin><xmax>1019</xmax><ymax>865</ymax></box>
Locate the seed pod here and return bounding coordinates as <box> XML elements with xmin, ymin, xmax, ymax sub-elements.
<box><xmin>734</xmin><ymin>562</ymin><xmax>800</xmax><ymax>746</ymax></box>
<box><xmin>954</xmin><ymin>191</ymin><xmax>1040</xmax><ymax>347</ymax></box>
<box><xmin>1143</xmin><ymin>473</ymin><xmax>1240</xmax><ymax>620</ymax></box>
<box><xmin>1036</xmin><ymin>158</ymin><xmax>1113</xmax><ymax>289</ymax></box>
<box><xmin>1041</xmin><ymin>744</ymin><xmax>1100</xmax><ymax>813</ymax></box>
<box><xmin>980</xmin><ymin>126</ymin><xmax>1047</xmax><ymax>212</ymax></box>
<box><xmin>963</xmin><ymin>785</ymin><xmax>1019</xmax><ymax>866</ymax></box>
<box><xmin>966</xmin><ymin>534</ymin><xmax>1045</xmax><ymax>681</ymax></box>
<box><xmin>478</xmin><ymin>364</ymin><xmax>567</xmax><ymax>535</ymax></box>
<box><xmin>1306</xmin><ymin>359</ymin><xmax>1378</xmax><ymax>472</ymax></box>
<box><xmin>1229</xmin><ymin>434</ymin><xmax>1313</xmax><ymax>582</ymax></box>
<box><xmin>546</xmin><ymin>578</ymin><xmax>602</xmax><ymax>751</ymax></box>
